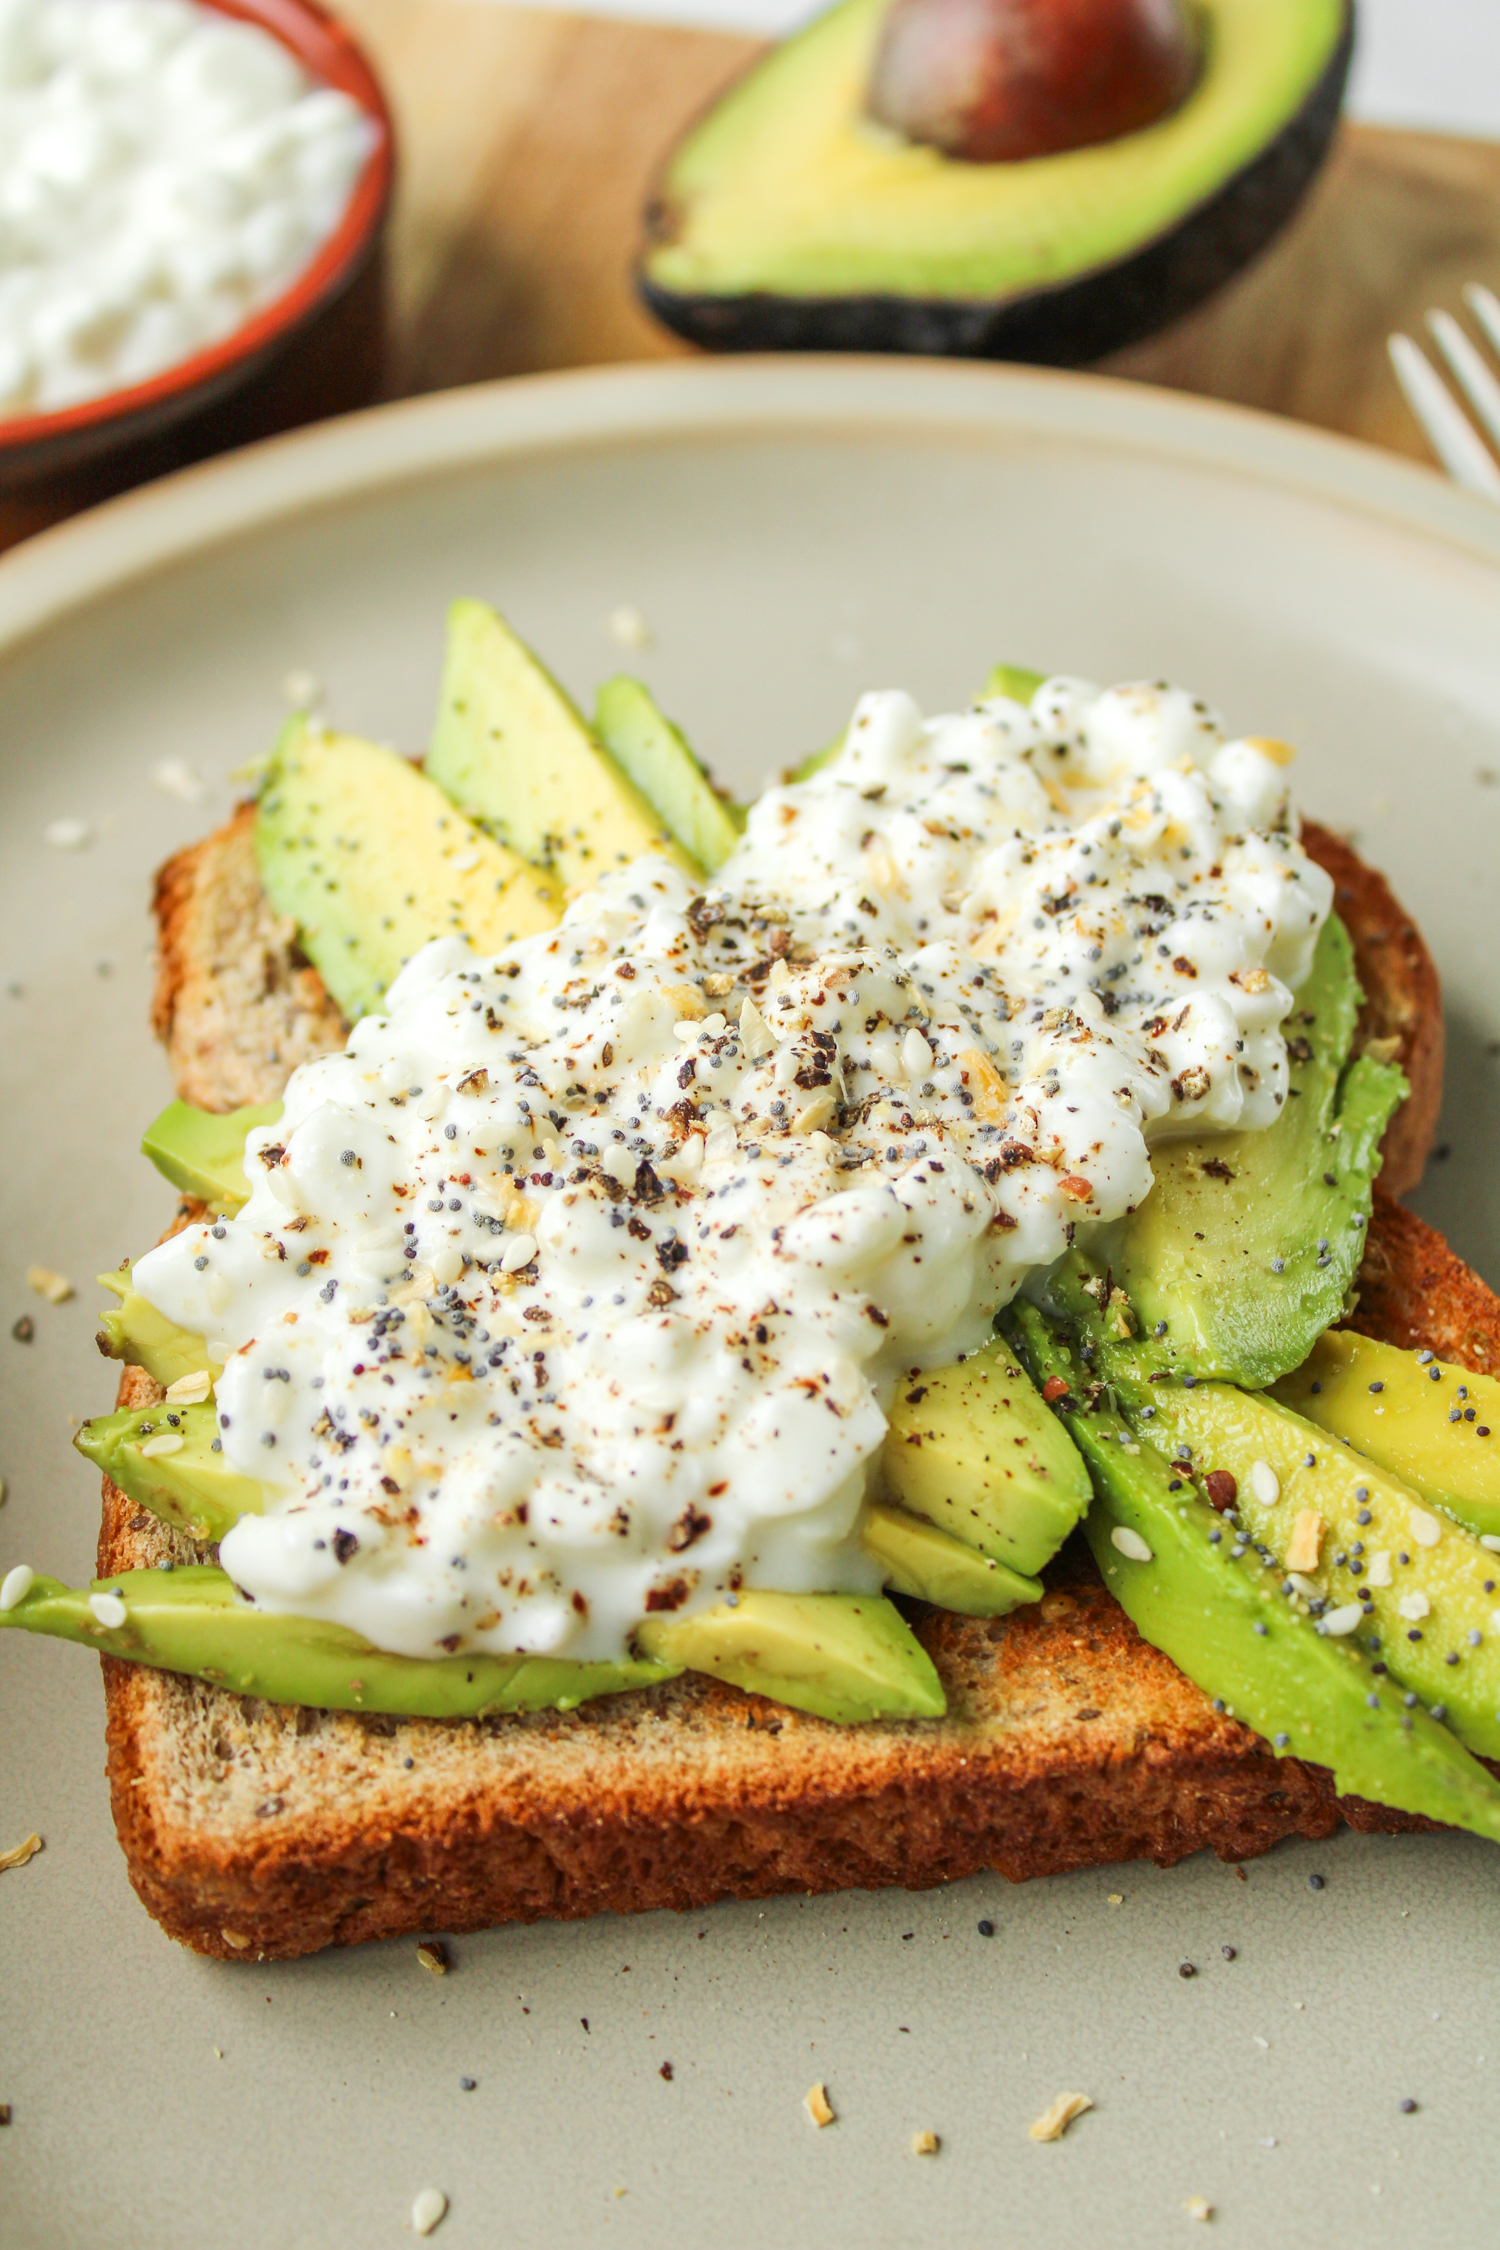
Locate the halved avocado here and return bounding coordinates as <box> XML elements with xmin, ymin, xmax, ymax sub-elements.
<box><xmin>639</xmin><ymin>0</ymin><xmax>1351</xmax><ymax>364</ymax></box>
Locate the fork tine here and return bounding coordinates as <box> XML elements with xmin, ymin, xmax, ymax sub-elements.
<box><xmin>1388</xmin><ymin>332</ymin><xmax>1500</xmax><ymax>498</ymax></box>
<box><xmin>1427</xmin><ymin>309</ymin><xmax>1500</xmax><ymax>454</ymax></box>
<box><xmin>1464</xmin><ymin>283</ymin><xmax>1500</xmax><ymax>361</ymax></box>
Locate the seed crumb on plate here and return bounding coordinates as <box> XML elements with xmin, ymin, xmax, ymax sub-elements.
<box><xmin>42</xmin><ymin>819</ymin><xmax>91</xmax><ymax>851</ymax></box>
<box><xmin>25</xmin><ymin>1266</ymin><xmax>73</xmax><ymax>1304</ymax></box>
<box><xmin>607</xmin><ymin>605</ymin><xmax>652</xmax><ymax>650</ymax></box>
<box><xmin>151</xmin><ymin>760</ymin><xmax>206</xmax><ymax>804</ymax></box>
<box><xmin>805</xmin><ymin>2081</ymin><xmax>835</xmax><ymax>2127</ymax></box>
<box><xmin>416</xmin><ymin>1941</ymin><xmax>449</xmax><ymax>1975</ymax></box>
<box><xmin>411</xmin><ymin>2187</ymin><xmax>448</xmax><ymax>2236</ymax></box>
<box><xmin>1029</xmin><ymin>2092</ymin><xmax>1092</xmax><ymax>2142</ymax></box>
<box><xmin>0</xmin><ymin>1832</ymin><xmax>43</xmax><ymax>1873</ymax></box>
<box><xmin>1185</xmin><ymin>2196</ymin><xmax>1214</xmax><ymax>2222</ymax></box>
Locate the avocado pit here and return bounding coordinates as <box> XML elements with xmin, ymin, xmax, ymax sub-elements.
<box><xmin>867</xmin><ymin>0</ymin><xmax>1202</xmax><ymax>164</ymax></box>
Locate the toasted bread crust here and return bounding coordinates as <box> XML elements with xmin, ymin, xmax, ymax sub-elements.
<box><xmin>94</xmin><ymin>817</ymin><xmax>1477</xmax><ymax>1958</ymax></box>
<box><xmin>152</xmin><ymin>804</ymin><xmax>347</xmax><ymax>1111</ymax></box>
<box><xmin>1301</xmin><ymin>821</ymin><xmax>1443</xmax><ymax>1198</ymax></box>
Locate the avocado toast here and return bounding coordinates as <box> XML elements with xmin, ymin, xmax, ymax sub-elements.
<box><xmin>5</xmin><ymin>623</ymin><xmax>1495</xmax><ymax>1959</ymax></box>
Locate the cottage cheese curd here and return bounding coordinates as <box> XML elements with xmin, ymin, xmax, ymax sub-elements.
<box><xmin>135</xmin><ymin>678</ymin><xmax>1334</xmax><ymax>1663</ymax></box>
<box><xmin>0</xmin><ymin>0</ymin><xmax>375</xmax><ymax>417</ymax></box>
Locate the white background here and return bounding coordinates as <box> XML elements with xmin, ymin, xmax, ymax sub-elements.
<box><xmin>486</xmin><ymin>0</ymin><xmax>1500</xmax><ymax>143</ymax></box>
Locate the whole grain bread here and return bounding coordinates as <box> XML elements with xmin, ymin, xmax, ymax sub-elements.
<box><xmin>97</xmin><ymin>812</ymin><xmax>1481</xmax><ymax>1960</ymax></box>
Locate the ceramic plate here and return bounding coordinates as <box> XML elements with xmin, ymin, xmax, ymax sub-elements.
<box><xmin>3</xmin><ymin>360</ymin><xmax>1499</xmax><ymax>2250</ymax></box>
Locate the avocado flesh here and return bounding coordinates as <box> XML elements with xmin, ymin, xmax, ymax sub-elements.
<box><xmin>1009</xmin><ymin>1305</ymin><xmax>1500</xmax><ymax>1846</ymax></box>
<box><xmin>74</xmin><ymin>1400</ymin><xmax>262</xmax><ymax>1544</ymax></box>
<box><xmin>254</xmin><ymin>718</ymin><xmax>563</xmax><ymax>1021</ymax></box>
<box><xmin>637</xmin><ymin>1589</ymin><xmax>946</xmax><ymax>1721</ymax></box>
<box><xmin>1098</xmin><ymin>1368</ymin><xmax>1500</xmax><ymax>1763</ymax></box>
<box><xmin>1275</xmin><ymin>1332</ymin><xmax>1500</xmax><ymax>1541</ymax></box>
<box><xmin>96</xmin><ymin>1271</ymin><xmax>215</xmax><ymax>1388</ymax></box>
<box><xmin>0</xmin><ymin>1567</ymin><xmax>680</xmax><ymax>1717</ymax></box>
<box><xmin>594</xmin><ymin>677</ymin><xmax>744</xmax><ymax>875</ymax></box>
<box><xmin>862</xmin><ymin>1500</ymin><xmax>1041</xmax><ymax>1616</ymax></box>
<box><xmin>426</xmin><ymin>601</ymin><xmax>695</xmax><ymax>889</ymax></box>
<box><xmin>881</xmin><ymin>1332</ymin><xmax>1091</xmax><ymax>1575</ymax></box>
<box><xmin>1099</xmin><ymin>912</ymin><xmax>1406</xmax><ymax>1389</ymax></box>
<box><xmin>978</xmin><ymin>664</ymin><xmax>1045</xmax><ymax>706</ymax></box>
<box><xmin>141</xmin><ymin>1098</ymin><xmax>282</xmax><ymax>1215</ymax></box>
<box><xmin>641</xmin><ymin>0</ymin><xmax>1348</xmax><ymax>356</ymax></box>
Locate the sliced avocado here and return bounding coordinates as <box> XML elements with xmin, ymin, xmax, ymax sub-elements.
<box><xmin>141</xmin><ymin>1098</ymin><xmax>282</xmax><ymax>1215</ymax></box>
<box><xmin>96</xmin><ymin>1270</ymin><xmax>214</xmax><ymax>1389</ymax></box>
<box><xmin>0</xmin><ymin>1566</ymin><xmax>681</xmax><ymax>1717</ymax></box>
<box><xmin>862</xmin><ymin>1500</ymin><xmax>1041</xmax><ymax>1616</ymax></box>
<box><xmin>639</xmin><ymin>0</ymin><xmax>1351</xmax><ymax>365</ymax></box>
<box><xmin>978</xmin><ymin>664</ymin><xmax>1044</xmax><ymax>706</ymax></box>
<box><xmin>1274</xmin><ymin>1332</ymin><xmax>1500</xmax><ymax>1541</ymax></box>
<box><xmin>1008</xmin><ymin>1304</ymin><xmax>1500</xmax><ymax>1846</ymax></box>
<box><xmin>636</xmin><ymin>1589</ymin><xmax>945</xmax><ymax>1721</ymax></box>
<box><xmin>426</xmin><ymin>601</ymin><xmax>694</xmax><ymax>888</ymax></box>
<box><xmin>1103</xmin><ymin>1368</ymin><xmax>1500</xmax><ymax>1764</ymax></box>
<box><xmin>881</xmin><ymin>1332</ymin><xmax>1091</xmax><ymax>1575</ymax></box>
<box><xmin>74</xmin><ymin>1399</ymin><xmax>263</xmax><ymax>1544</ymax></box>
<box><xmin>1099</xmin><ymin>912</ymin><xmax>1406</xmax><ymax>1387</ymax></box>
<box><xmin>254</xmin><ymin>719</ymin><xmax>562</xmax><ymax>1021</ymax></box>
<box><xmin>594</xmin><ymin>677</ymin><xmax>744</xmax><ymax>875</ymax></box>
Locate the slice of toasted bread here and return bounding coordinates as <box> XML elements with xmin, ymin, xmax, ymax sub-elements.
<box><xmin>96</xmin><ymin>814</ymin><xmax>1479</xmax><ymax>1960</ymax></box>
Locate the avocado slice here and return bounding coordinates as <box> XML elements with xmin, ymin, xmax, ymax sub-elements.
<box><xmin>1105</xmin><ymin>1367</ymin><xmax>1500</xmax><ymax>1764</ymax></box>
<box><xmin>636</xmin><ymin>1589</ymin><xmax>945</xmax><ymax>1721</ymax></box>
<box><xmin>862</xmin><ymin>1500</ymin><xmax>1041</xmax><ymax>1616</ymax></box>
<box><xmin>0</xmin><ymin>1566</ymin><xmax>680</xmax><ymax>1717</ymax></box>
<box><xmin>1274</xmin><ymin>1333</ymin><xmax>1500</xmax><ymax>1541</ymax></box>
<box><xmin>593</xmin><ymin>677</ymin><xmax>745</xmax><ymax>875</ymax></box>
<box><xmin>426</xmin><ymin>601</ymin><xmax>696</xmax><ymax>888</ymax></box>
<box><xmin>1099</xmin><ymin>911</ymin><xmax>1407</xmax><ymax>1388</ymax></box>
<box><xmin>141</xmin><ymin>1098</ymin><xmax>282</xmax><ymax>1215</ymax></box>
<box><xmin>75</xmin><ymin>1399</ymin><xmax>263</xmax><ymax>1544</ymax></box>
<box><xmin>978</xmin><ymin>664</ymin><xmax>1044</xmax><ymax>706</ymax></box>
<box><xmin>639</xmin><ymin>0</ymin><xmax>1351</xmax><ymax>365</ymax></box>
<box><xmin>881</xmin><ymin>1332</ymin><xmax>1091</xmax><ymax>1575</ymax></box>
<box><xmin>254</xmin><ymin>719</ymin><xmax>563</xmax><ymax>1021</ymax></box>
<box><xmin>1008</xmin><ymin>1305</ymin><xmax>1500</xmax><ymax>1846</ymax></box>
<box><xmin>96</xmin><ymin>1270</ymin><xmax>215</xmax><ymax>1389</ymax></box>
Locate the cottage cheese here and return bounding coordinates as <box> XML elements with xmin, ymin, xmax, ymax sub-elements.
<box><xmin>135</xmin><ymin>678</ymin><xmax>1334</xmax><ymax>1663</ymax></box>
<box><xmin>0</xmin><ymin>0</ymin><xmax>375</xmax><ymax>417</ymax></box>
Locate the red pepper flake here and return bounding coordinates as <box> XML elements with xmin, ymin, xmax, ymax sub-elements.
<box><xmin>1042</xmin><ymin>1376</ymin><xmax>1071</xmax><ymax>1404</ymax></box>
<box><xmin>1204</xmin><ymin>1470</ymin><xmax>1238</xmax><ymax>1512</ymax></box>
<box><xmin>1059</xmin><ymin>1175</ymin><xmax>1093</xmax><ymax>1202</ymax></box>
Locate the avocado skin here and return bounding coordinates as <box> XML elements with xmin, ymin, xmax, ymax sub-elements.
<box><xmin>639</xmin><ymin>9</ymin><xmax>1350</xmax><ymax>366</ymax></box>
<box><xmin>0</xmin><ymin>1566</ymin><xmax>682</xmax><ymax>1717</ymax></box>
<box><xmin>1009</xmin><ymin>1303</ymin><xmax>1500</xmax><ymax>1846</ymax></box>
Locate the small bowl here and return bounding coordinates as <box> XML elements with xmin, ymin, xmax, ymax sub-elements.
<box><xmin>0</xmin><ymin>0</ymin><xmax>395</xmax><ymax>524</ymax></box>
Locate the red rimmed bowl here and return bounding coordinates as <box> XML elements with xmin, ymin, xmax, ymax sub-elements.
<box><xmin>0</xmin><ymin>0</ymin><xmax>394</xmax><ymax>527</ymax></box>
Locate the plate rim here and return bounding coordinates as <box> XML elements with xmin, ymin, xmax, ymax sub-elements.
<box><xmin>2</xmin><ymin>355</ymin><xmax>1499</xmax><ymax>656</ymax></box>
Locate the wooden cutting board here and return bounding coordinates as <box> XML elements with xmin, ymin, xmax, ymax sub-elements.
<box><xmin>8</xmin><ymin>0</ymin><xmax>1500</xmax><ymax>554</ymax></box>
<box><xmin>338</xmin><ymin>0</ymin><xmax>1500</xmax><ymax>466</ymax></box>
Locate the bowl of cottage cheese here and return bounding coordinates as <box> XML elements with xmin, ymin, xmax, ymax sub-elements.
<box><xmin>0</xmin><ymin>0</ymin><xmax>392</xmax><ymax>485</ymax></box>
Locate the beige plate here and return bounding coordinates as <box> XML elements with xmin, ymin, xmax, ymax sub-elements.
<box><xmin>2</xmin><ymin>360</ymin><xmax>1498</xmax><ymax>2249</ymax></box>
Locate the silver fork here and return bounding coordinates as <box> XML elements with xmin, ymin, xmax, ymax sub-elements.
<box><xmin>1389</xmin><ymin>285</ymin><xmax>1500</xmax><ymax>500</ymax></box>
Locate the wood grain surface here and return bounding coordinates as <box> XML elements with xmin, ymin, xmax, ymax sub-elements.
<box><xmin>8</xmin><ymin>0</ymin><xmax>1500</xmax><ymax>552</ymax></box>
